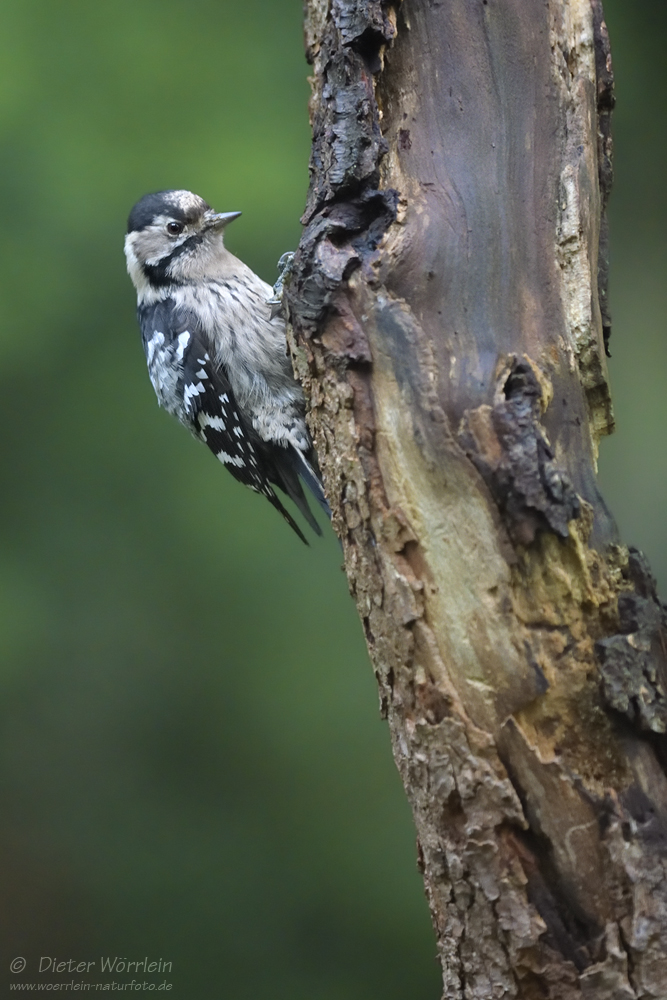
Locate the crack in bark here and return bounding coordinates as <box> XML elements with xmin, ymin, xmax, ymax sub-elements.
<box><xmin>591</xmin><ymin>0</ymin><xmax>615</xmax><ymax>355</ymax></box>
<box><xmin>459</xmin><ymin>357</ymin><xmax>581</xmax><ymax>546</ymax></box>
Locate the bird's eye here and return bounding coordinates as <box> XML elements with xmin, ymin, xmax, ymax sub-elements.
<box><xmin>167</xmin><ymin>221</ymin><xmax>184</xmax><ymax>235</ymax></box>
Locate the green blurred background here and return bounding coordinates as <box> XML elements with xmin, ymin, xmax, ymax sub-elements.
<box><xmin>0</xmin><ymin>1</ymin><xmax>663</xmax><ymax>996</ymax></box>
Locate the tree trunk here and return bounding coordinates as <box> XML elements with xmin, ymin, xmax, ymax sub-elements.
<box><xmin>287</xmin><ymin>1</ymin><xmax>667</xmax><ymax>996</ymax></box>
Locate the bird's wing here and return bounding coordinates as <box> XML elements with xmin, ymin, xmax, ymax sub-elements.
<box><xmin>140</xmin><ymin>300</ymin><xmax>310</xmax><ymax>543</ymax></box>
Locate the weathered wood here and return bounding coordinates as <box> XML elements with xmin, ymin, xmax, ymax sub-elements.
<box><xmin>288</xmin><ymin>2</ymin><xmax>667</xmax><ymax>996</ymax></box>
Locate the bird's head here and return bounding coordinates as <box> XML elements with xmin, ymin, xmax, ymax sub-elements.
<box><xmin>124</xmin><ymin>189</ymin><xmax>241</xmax><ymax>293</ymax></box>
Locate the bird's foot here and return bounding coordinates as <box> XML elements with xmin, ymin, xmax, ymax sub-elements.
<box><xmin>267</xmin><ymin>251</ymin><xmax>295</xmax><ymax>319</ymax></box>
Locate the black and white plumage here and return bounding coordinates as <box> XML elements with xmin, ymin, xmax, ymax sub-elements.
<box><xmin>124</xmin><ymin>189</ymin><xmax>329</xmax><ymax>543</ymax></box>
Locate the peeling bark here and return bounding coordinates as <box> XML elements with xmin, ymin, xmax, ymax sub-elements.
<box><xmin>289</xmin><ymin>2</ymin><xmax>667</xmax><ymax>996</ymax></box>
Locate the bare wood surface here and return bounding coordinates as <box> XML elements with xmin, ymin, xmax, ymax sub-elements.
<box><xmin>288</xmin><ymin>2</ymin><xmax>667</xmax><ymax>996</ymax></box>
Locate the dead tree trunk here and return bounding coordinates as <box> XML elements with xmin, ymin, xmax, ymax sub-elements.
<box><xmin>287</xmin><ymin>2</ymin><xmax>667</xmax><ymax>996</ymax></box>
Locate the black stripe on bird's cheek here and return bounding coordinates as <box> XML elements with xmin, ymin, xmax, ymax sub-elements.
<box><xmin>142</xmin><ymin>232</ymin><xmax>204</xmax><ymax>287</ymax></box>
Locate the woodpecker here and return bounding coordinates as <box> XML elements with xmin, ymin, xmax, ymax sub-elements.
<box><xmin>124</xmin><ymin>189</ymin><xmax>329</xmax><ymax>543</ymax></box>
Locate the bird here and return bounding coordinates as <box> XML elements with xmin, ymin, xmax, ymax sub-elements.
<box><xmin>124</xmin><ymin>189</ymin><xmax>329</xmax><ymax>543</ymax></box>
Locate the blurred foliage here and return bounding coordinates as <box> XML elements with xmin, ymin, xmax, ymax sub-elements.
<box><xmin>0</xmin><ymin>0</ymin><xmax>664</xmax><ymax>997</ymax></box>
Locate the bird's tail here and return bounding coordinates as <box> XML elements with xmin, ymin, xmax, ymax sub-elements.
<box><xmin>295</xmin><ymin>449</ymin><xmax>332</xmax><ymax>522</ymax></box>
<box><xmin>272</xmin><ymin>446</ymin><xmax>331</xmax><ymax>541</ymax></box>
<box><xmin>265</xmin><ymin>490</ymin><xmax>310</xmax><ymax>545</ymax></box>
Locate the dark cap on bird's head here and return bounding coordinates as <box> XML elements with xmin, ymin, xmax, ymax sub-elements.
<box><xmin>127</xmin><ymin>190</ymin><xmax>208</xmax><ymax>233</ymax></box>
<box><xmin>127</xmin><ymin>189</ymin><xmax>241</xmax><ymax>234</ymax></box>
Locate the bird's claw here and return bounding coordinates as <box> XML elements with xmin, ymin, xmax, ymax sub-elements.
<box><xmin>267</xmin><ymin>252</ymin><xmax>295</xmax><ymax>319</ymax></box>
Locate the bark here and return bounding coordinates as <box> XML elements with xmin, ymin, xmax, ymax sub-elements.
<box><xmin>287</xmin><ymin>2</ymin><xmax>667</xmax><ymax>997</ymax></box>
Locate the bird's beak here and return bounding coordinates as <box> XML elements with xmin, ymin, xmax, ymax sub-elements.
<box><xmin>205</xmin><ymin>210</ymin><xmax>242</xmax><ymax>230</ymax></box>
